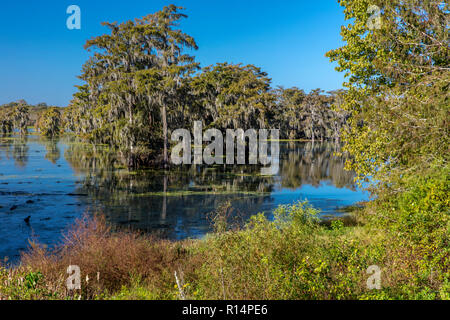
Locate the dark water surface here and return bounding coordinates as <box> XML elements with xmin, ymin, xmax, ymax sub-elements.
<box><xmin>0</xmin><ymin>135</ymin><xmax>369</xmax><ymax>262</ymax></box>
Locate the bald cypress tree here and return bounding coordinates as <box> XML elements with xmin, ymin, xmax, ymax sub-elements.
<box><xmin>74</xmin><ymin>5</ymin><xmax>198</xmax><ymax>167</ymax></box>
<box><xmin>191</xmin><ymin>63</ymin><xmax>274</xmax><ymax>130</ymax></box>
<box><xmin>12</xmin><ymin>104</ymin><xmax>30</xmax><ymax>136</ymax></box>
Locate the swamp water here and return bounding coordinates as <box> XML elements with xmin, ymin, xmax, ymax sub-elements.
<box><xmin>0</xmin><ymin>135</ymin><xmax>369</xmax><ymax>262</ymax></box>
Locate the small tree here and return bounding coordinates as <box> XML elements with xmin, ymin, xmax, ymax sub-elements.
<box><xmin>0</xmin><ymin>109</ymin><xmax>13</xmax><ymax>135</ymax></box>
<box><xmin>36</xmin><ymin>107</ymin><xmax>62</xmax><ymax>137</ymax></box>
<box><xmin>12</xmin><ymin>104</ymin><xmax>30</xmax><ymax>135</ymax></box>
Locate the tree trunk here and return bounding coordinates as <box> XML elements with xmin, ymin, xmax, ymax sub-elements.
<box><xmin>162</xmin><ymin>104</ymin><xmax>168</xmax><ymax>167</ymax></box>
<box><xmin>161</xmin><ymin>175</ymin><xmax>167</xmax><ymax>221</ymax></box>
<box><xmin>128</xmin><ymin>103</ymin><xmax>135</xmax><ymax>168</ymax></box>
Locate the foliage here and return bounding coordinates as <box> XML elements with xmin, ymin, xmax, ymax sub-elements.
<box><xmin>65</xmin><ymin>6</ymin><xmax>349</xmax><ymax>168</ymax></box>
<box><xmin>70</xmin><ymin>5</ymin><xmax>199</xmax><ymax>167</ymax></box>
<box><xmin>1</xmin><ymin>194</ymin><xmax>447</xmax><ymax>300</ymax></box>
<box><xmin>326</xmin><ymin>0</ymin><xmax>449</xmax><ymax>191</ymax></box>
<box><xmin>0</xmin><ymin>267</ymin><xmax>59</xmax><ymax>300</ymax></box>
<box><xmin>0</xmin><ymin>108</ymin><xmax>13</xmax><ymax>135</ymax></box>
<box><xmin>36</xmin><ymin>107</ymin><xmax>62</xmax><ymax>137</ymax></box>
<box><xmin>1</xmin><ymin>1</ymin><xmax>448</xmax><ymax>301</ymax></box>
<box><xmin>11</xmin><ymin>104</ymin><xmax>30</xmax><ymax>135</ymax></box>
<box><xmin>191</xmin><ymin>63</ymin><xmax>274</xmax><ymax>129</ymax></box>
<box><xmin>272</xmin><ymin>88</ymin><xmax>348</xmax><ymax>141</ymax></box>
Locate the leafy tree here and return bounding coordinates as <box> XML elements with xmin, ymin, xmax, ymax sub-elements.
<box><xmin>326</xmin><ymin>0</ymin><xmax>449</xmax><ymax>190</ymax></box>
<box><xmin>12</xmin><ymin>104</ymin><xmax>30</xmax><ymax>135</ymax></box>
<box><xmin>74</xmin><ymin>5</ymin><xmax>199</xmax><ymax>167</ymax></box>
<box><xmin>36</xmin><ymin>107</ymin><xmax>61</xmax><ymax>137</ymax></box>
<box><xmin>272</xmin><ymin>87</ymin><xmax>306</xmax><ymax>139</ymax></box>
<box><xmin>67</xmin><ymin>5</ymin><xmax>352</xmax><ymax>168</ymax></box>
<box><xmin>63</xmin><ymin>85</ymin><xmax>91</xmax><ymax>136</ymax></box>
<box><xmin>0</xmin><ymin>108</ymin><xmax>13</xmax><ymax>135</ymax></box>
<box><xmin>327</xmin><ymin>89</ymin><xmax>348</xmax><ymax>144</ymax></box>
<box><xmin>272</xmin><ymin>87</ymin><xmax>347</xmax><ymax>141</ymax></box>
<box><xmin>192</xmin><ymin>63</ymin><xmax>274</xmax><ymax>130</ymax></box>
<box><xmin>301</xmin><ymin>89</ymin><xmax>334</xmax><ymax>143</ymax></box>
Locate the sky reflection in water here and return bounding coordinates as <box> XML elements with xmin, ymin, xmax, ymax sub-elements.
<box><xmin>0</xmin><ymin>135</ymin><xmax>369</xmax><ymax>262</ymax></box>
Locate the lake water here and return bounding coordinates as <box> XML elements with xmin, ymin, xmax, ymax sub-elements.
<box><xmin>0</xmin><ymin>134</ymin><xmax>369</xmax><ymax>262</ymax></box>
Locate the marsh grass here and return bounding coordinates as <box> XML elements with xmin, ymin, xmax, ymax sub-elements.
<box><xmin>132</xmin><ymin>190</ymin><xmax>269</xmax><ymax>197</ymax></box>
<box><xmin>7</xmin><ymin>215</ymin><xmax>194</xmax><ymax>299</ymax></box>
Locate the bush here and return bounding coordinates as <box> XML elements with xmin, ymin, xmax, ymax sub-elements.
<box><xmin>15</xmin><ymin>215</ymin><xmax>193</xmax><ymax>299</ymax></box>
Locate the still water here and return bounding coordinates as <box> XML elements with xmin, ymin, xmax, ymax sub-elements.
<box><xmin>0</xmin><ymin>135</ymin><xmax>369</xmax><ymax>262</ymax></box>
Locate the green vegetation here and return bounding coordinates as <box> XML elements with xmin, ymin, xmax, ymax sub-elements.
<box><xmin>0</xmin><ymin>0</ymin><xmax>448</xmax><ymax>300</ymax></box>
<box><xmin>64</xmin><ymin>5</ymin><xmax>199</xmax><ymax>168</ymax></box>
<box><xmin>0</xmin><ymin>102</ymin><xmax>30</xmax><ymax>135</ymax></box>
<box><xmin>35</xmin><ymin>107</ymin><xmax>62</xmax><ymax>137</ymax></box>
<box><xmin>61</xmin><ymin>5</ymin><xmax>347</xmax><ymax>167</ymax></box>
<box><xmin>1</xmin><ymin>3</ymin><xmax>347</xmax><ymax>167</ymax></box>
<box><xmin>11</xmin><ymin>104</ymin><xmax>30</xmax><ymax>136</ymax></box>
<box><xmin>326</xmin><ymin>0</ymin><xmax>449</xmax><ymax>190</ymax></box>
<box><xmin>0</xmin><ymin>100</ymin><xmax>63</xmax><ymax>136</ymax></box>
<box><xmin>0</xmin><ymin>195</ymin><xmax>447</xmax><ymax>300</ymax></box>
<box><xmin>0</xmin><ymin>108</ymin><xmax>13</xmax><ymax>134</ymax></box>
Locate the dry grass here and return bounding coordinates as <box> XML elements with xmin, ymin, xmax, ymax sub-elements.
<box><xmin>19</xmin><ymin>214</ymin><xmax>200</xmax><ymax>299</ymax></box>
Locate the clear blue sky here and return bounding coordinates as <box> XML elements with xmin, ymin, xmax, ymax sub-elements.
<box><xmin>0</xmin><ymin>0</ymin><xmax>346</xmax><ymax>107</ymax></box>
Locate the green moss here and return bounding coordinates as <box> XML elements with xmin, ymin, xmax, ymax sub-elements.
<box><xmin>132</xmin><ymin>190</ymin><xmax>270</xmax><ymax>197</ymax></box>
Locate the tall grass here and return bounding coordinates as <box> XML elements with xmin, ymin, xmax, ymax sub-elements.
<box><xmin>3</xmin><ymin>215</ymin><xmax>198</xmax><ymax>299</ymax></box>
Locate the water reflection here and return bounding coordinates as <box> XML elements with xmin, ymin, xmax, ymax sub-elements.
<box><xmin>0</xmin><ymin>135</ymin><xmax>368</xmax><ymax>261</ymax></box>
<box><xmin>63</xmin><ymin>138</ymin><xmax>364</xmax><ymax>239</ymax></box>
<box><xmin>280</xmin><ymin>141</ymin><xmax>355</xmax><ymax>190</ymax></box>
<box><xmin>0</xmin><ymin>136</ymin><xmax>29</xmax><ymax>168</ymax></box>
<box><xmin>41</xmin><ymin>137</ymin><xmax>61</xmax><ymax>164</ymax></box>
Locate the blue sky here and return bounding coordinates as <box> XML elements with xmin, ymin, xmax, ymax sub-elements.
<box><xmin>0</xmin><ymin>0</ymin><xmax>346</xmax><ymax>106</ymax></box>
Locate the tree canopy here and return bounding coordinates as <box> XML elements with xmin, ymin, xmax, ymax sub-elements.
<box><xmin>63</xmin><ymin>5</ymin><xmax>348</xmax><ymax>167</ymax></box>
<box><xmin>326</xmin><ymin>0</ymin><xmax>449</xmax><ymax>192</ymax></box>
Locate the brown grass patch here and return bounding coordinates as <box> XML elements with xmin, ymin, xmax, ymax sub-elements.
<box><xmin>20</xmin><ymin>214</ymin><xmax>200</xmax><ymax>299</ymax></box>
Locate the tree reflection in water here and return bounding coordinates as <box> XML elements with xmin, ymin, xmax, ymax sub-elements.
<box><xmin>0</xmin><ymin>135</ymin><xmax>29</xmax><ymax>168</ymax></box>
<box><xmin>63</xmin><ymin>138</ymin><xmax>361</xmax><ymax>239</ymax></box>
